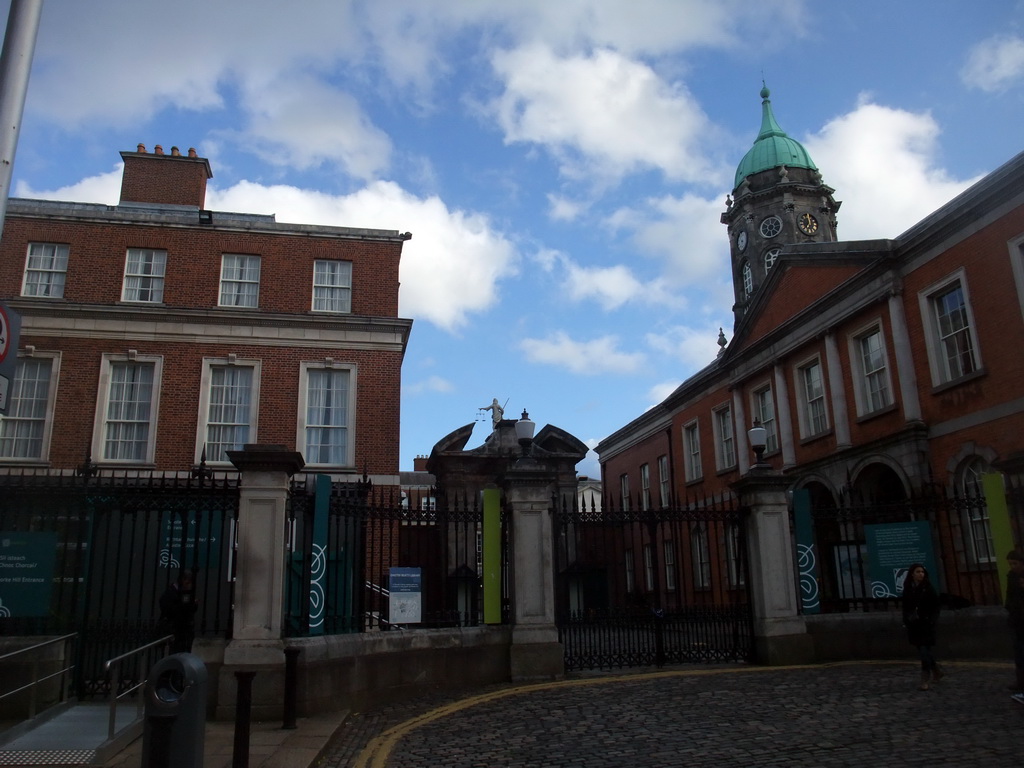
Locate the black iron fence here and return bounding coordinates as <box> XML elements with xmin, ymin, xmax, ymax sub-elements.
<box><xmin>805</xmin><ymin>482</ymin><xmax>1024</xmax><ymax>614</ymax></box>
<box><xmin>284</xmin><ymin>476</ymin><xmax>508</xmax><ymax>635</ymax></box>
<box><xmin>555</xmin><ymin>493</ymin><xmax>753</xmax><ymax>671</ymax></box>
<box><xmin>0</xmin><ymin>468</ymin><xmax>238</xmax><ymax>697</ymax></box>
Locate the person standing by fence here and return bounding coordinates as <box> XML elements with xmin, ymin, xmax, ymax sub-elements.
<box><xmin>159</xmin><ymin>570</ymin><xmax>199</xmax><ymax>653</ymax></box>
<box><xmin>1006</xmin><ymin>550</ymin><xmax>1024</xmax><ymax>705</ymax></box>
<box><xmin>902</xmin><ymin>563</ymin><xmax>942</xmax><ymax>691</ymax></box>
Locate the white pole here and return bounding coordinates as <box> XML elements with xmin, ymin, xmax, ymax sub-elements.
<box><xmin>0</xmin><ymin>0</ymin><xmax>43</xmax><ymax>242</ymax></box>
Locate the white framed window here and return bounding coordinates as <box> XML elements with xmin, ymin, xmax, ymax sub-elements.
<box><xmin>663</xmin><ymin>541</ymin><xmax>676</xmax><ymax>591</ymax></box>
<box><xmin>640</xmin><ymin>463</ymin><xmax>650</xmax><ymax>511</ymax></box>
<box><xmin>22</xmin><ymin>243</ymin><xmax>69</xmax><ymax>298</ymax></box>
<box><xmin>958</xmin><ymin>456</ymin><xmax>995</xmax><ymax>565</ymax></box>
<box><xmin>691</xmin><ymin>523</ymin><xmax>711</xmax><ymax>589</ymax></box>
<box><xmin>624</xmin><ymin>550</ymin><xmax>635</xmax><ymax>595</ymax></box>
<box><xmin>93</xmin><ymin>353</ymin><xmax>163</xmax><ymax>463</ymax></box>
<box><xmin>298</xmin><ymin>361</ymin><xmax>355</xmax><ymax>467</ymax></box>
<box><xmin>752</xmin><ymin>386</ymin><xmax>778</xmax><ymax>453</ymax></box>
<box><xmin>219</xmin><ymin>254</ymin><xmax>261</xmax><ymax>308</ymax></box>
<box><xmin>764</xmin><ymin>247</ymin><xmax>780</xmax><ymax>272</ymax></box>
<box><xmin>643</xmin><ymin>543</ymin><xmax>654</xmax><ymax>592</ymax></box>
<box><xmin>741</xmin><ymin>260</ymin><xmax>753</xmax><ymax>298</ymax></box>
<box><xmin>726</xmin><ymin>523</ymin><xmax>745</xmax><ymax>587</ymax></box>
<box><xmin>849</xmin><ymin>324</ymin><xmax>893</xmax><ymax>415</ymax></box>
<box><xmin>0</xmin><ymin>353</ymin><xmax>61</xmax><ymax>461</ymax></box>
<box><xmin>196</xmin><ymin>358</ymin><xmax>261</xmax><ymax>463</ymax></box>
<box><xmin>683</xmin><ymin>421</ymin><xmax>702</xmax><ymax>482</ymax></box>
<box><xmin>918</xmin><ymin>271</ymin><xmax>981</xmax><ymax>387</ymax></box>
<box><xmin>713</xmin><ymin>405</ymin><xmax>736</xmax><ymax>470</ymax></box>
<box><xmin>796</xmin><ymin>358</ymin><xmax>828</xmax><ymax>437</ymax></box>
<box><xmin>657</xmin><ymin>455</ymin><xmax>670</xmax><ymax>508</ymax></box>
<box><xmin>619</xmin><ymin>473</ymin><xmax>630</xmax><ymax>511</ymax></box>
<box><xmin>122</xmin><ymin>249</ymin><xmax>167</xmax><ymax>303</ymax></box>
<box><xmin>312</xmin><ymin>260</ymin><xmax>352</xmax><ymax>313</ymax></box>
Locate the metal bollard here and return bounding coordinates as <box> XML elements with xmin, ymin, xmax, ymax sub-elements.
<box><xmin>141</xmin><ymin>653</ymin><xmax>207</xmax><ymax>768</ymax></box>
<box><xmin>283</xmin><ymin>648</ymin><xmax>300</xmax><ymax>730</ymax></box>
<box><xmin>232</xmin><ymin>671</ymin><xmax>256</xmax><ymax>768</ymax></box>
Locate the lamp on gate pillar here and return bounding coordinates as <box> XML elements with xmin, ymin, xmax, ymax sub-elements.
<box><xmin>515</xmin><ymin>409</ymin><xmax>535</xmax><ymax>458</ymax></box>
<box><xmin>748</xmin><ymin>419</ymin><xmax>768</xmax><ymax>469</ymax></box>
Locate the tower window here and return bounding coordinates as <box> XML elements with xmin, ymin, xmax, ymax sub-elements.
<box><xmin>741</xmin><ymin>261</ymin><xmax>753</xmax><ymax>298</ymax></box>
<box><xmin>764</xmin><ymin>248</ymin><xmax>780</xmax><ymax>272</ymax></box>
<box><xmin>759</xmin><ymin>216</ymin><xmax>782</xmax><ymax>238</ymax></box>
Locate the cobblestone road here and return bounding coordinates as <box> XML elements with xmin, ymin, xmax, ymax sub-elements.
<box><xmin>317</xmin><ymin>661</ymin><xmax>1021</xmax><ymax>768</ymax></box>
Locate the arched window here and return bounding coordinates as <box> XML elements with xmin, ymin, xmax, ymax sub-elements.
<box><xmin>741</xmin><ymin>261</ymin><xmax>753</xmax><ymax>298</ymax></box>
<box><xmin>764</xmin><ymin>247</ymin><xmax>780</xmax><ymax>272</ymax></box>
<box><xmin>957</xmin><ymin>456</ymin><xmax>994</xmax><ymax>564</ymax></box>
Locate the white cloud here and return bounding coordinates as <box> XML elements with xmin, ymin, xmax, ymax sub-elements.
<box><xmin>962</xmin><ymin>34</ymin><xmax>1024</xmax><ymax>93</ymax></box>
<box><xmin>234</xmin><ymin>73</ymin><xmax>393</xmax><ymax>179</ymax></box>
<box><xmin>646</xmin><ymin>322</ymin><xmax>725</xmax><ymax>372</ymax></box>
<box><xmin>520</xmin><ymin>332</ymin><xmax>646</xmax><ymax>375</ymax></box>
<box><xmin>804</xmin><ymin>99</ymin><xmax>980</xmax><ymax>240</ymax></box>
<box><xmin>403</xmin><ymin>375</ymin><xmax>455</xmax><ymax>395</ymax></box>
<box><xmin>489</xmin><ymin>44</ymin><xmax>719</xmax><ymax>184</ymax></box>
<box><xmin>647</xmin><ymin>380</ymin><xmax>682</xmax><ymax>406</ymax></box>
<box><xmin>14</xmin><ymin>166</ymin><xmax>122</xmax><ymax>204</ymax></box>
<box><xmin>209</xmin><ymin>180</ymin><xmax>518</xmax><ymax>332</ymax></box>
<box><xmin>547</xmin><ymin>194</ymin><xmax>585</xmax><ymax>222</ymax></box>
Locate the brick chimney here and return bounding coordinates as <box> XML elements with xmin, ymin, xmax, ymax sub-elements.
<box><xmin>119</xmin><ymin>144</ymin><xmax>213</xmax><ymax>208</ymax></box>
<box><xmin>413</xmin><ymin>455</ymin><xmax>429</xmax><ymax>472</ymax></box>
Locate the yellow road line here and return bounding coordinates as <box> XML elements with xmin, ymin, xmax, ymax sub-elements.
<box><xmin>352</xmin><ymin>660</ymin><xmax>1011</xmax><ymax>768</ymax></box>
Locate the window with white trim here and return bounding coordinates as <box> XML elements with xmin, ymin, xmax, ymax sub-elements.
<box><xmin>219</xmin><ymin>254</ymin><xmax>261</xmax><ymax>308</ymax></box>
<box><xmin>691</xmin><ymin>523</ymin><xmax>711</xmax><ymax>589</ymax></box>
<box><xmin>620</xmin><ymin>473</ymin><xmax>630</xmax><ymax>511</ymax></box>
<box><xmin>657</xmin><ymin>455</ymin><xmax>670</xmax><ymax>507</ymax></box>
<box><xmin>94</xmin><ymin>354</ymin><xmax>163</xmax><ymax>463</ymax></box>
<box><xmin>312</xmin><ymin>260</ymin><xmax>352</xmax><ymax>313</ymax></box>
<box><xmin>643</xmin><ymin>544</ymin><xmax>654</xmax><ymax>591</ymax></box>
<box><xmin>122</xmin><ymin>249</ymin><xmax>167</xmax><ymax>303</ymax></box>
<box><xmin>752</xmin><ymin>386</ymin><xmax>778</xmax><ymax>453</ymax></box>
<box><xmin>663</xmin><ymin>541</ymin><xmax>677</xmax><ymax>591</ymax></box>
<box><xmin>713</xmin><ymin>405</ymin><xmax>736</xmax><ymax>470</ymax></box>
<box><xmin>726</xmin><ymin>522</ymin><xmax>745</xmax><ymax>587</ymax></box>
<box><xmin>958</xmin><ymin>456</ymin><xmax>995</xmax><ymax>565</ymax></box>
<box><xmin>298</xmin><ymin>362</ymin><xmax>355</xmax><ymax>466</ymax></box>
<box><xmin>920</xmin><ymin>275</ymin><xmax>980</xmax><ymax>386</ymax></box>
<box><xmin>22</xmin><ymin>243</ymin><xmax>69</xmax><ymax>298</ymax></box>
<box><xmin>0</xmin><ymin>353</ymin><xmax>60</xmax><ymax>461</ymax></box>
<box><xmin>741</xmin><ymin>260</ymin><xmax>753</xmax><ymax>298</ymax></box>
<box><xmin>851</xmin><ymin>326</ymin><xmax>892</xmax><ymax>414</ymax></box>
<box><xmin>196</xmin><ymin>359</ymin><xmax>261</xmax><ymax>463</ymax></box>
<box><xmin>683</xmin><ymin>421</ymin><xmax>702</xmax><ymax>482</ymax></box>
<box><xmin>640</xmin><ymin>463</ymin><xmax>650</xmax><ymax>511</ymax></box>
<box><xmin>797</xmin><ymin>359</ymin><xmax>828</xmax><ymax>437</ymax></box>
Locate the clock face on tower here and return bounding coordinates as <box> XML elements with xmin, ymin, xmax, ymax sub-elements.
<box><xmin>759</xmin><ymin>215</ymin><xmax>782</xmax><ymax>238</ymax></box>
<box><xmin>737</xmin><ymin>230</ymin><xmax>748</xmax><ymax>252</ymax></box>
<box><xmin>798</xmin><ymin>212</ymin><xmax>819</xmax><ymax>235</ymax></box>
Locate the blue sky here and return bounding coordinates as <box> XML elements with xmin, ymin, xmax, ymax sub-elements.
<box><xmin>6</xmin><ymin>0</ymin><xmax>1024</xmax><ymax>477</ymax></box>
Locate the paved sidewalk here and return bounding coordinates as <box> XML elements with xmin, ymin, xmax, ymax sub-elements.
<box><xmin>102</xmin><ymin>709</ymin><xmax>348</xmax><ymax>768</ymax></box>
<box><xmin>318</xmin><ymin>660</ymin><xmax>1021</xmax><ymax>768</ymax></box>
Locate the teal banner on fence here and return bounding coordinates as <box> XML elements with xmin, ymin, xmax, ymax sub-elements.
<box><xmin>308</xmin><ymin>474</ymin><xmax>331</xmax><ymax>635</ymax></box>
<box><xmin>792</xmin><ymin>489</ymin><xmax>821</xmax><ymax>614</ymax></box>
<box><xmin>159</xmin><ymin>512</ymin><xmax>222</xmax><ymax>570</ymax></box>
<box><xmin>864</xmin><ymin>521</ymin><xmax>938</xmax><ymax>597</ymax></box>
<box><xmin>0</xmin><ymin>531</ymin><xmax>56</xmax><ymax>617</ymax></box>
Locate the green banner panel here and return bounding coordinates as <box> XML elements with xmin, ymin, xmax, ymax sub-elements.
<box><xmin>482</xmin><ymin>487</ymin><xmax>501</xmax><ymax>624</ymax></box>
<box><xmin>308</xmin><ymin>474</ymin><xmax>331</xmax><ymax>635</ymax></box>
<box><xmin>792</xmin><ymin>489</ymin><xmax>820</xmax><ymax>614</ymax></box>
<box><xmin>983</xmin><ymin>472</ymin><xmax>1016</xmax><ymax>602</ymax></box>
<box><xmin>864</xmin><ymin>521</ymin><xmax>937</xmax><ymax>597</ymax></box>
<box><xmin>0</xmin><ymin>531</ymin><xmax>56</xmax><ymax>617</ymax></box>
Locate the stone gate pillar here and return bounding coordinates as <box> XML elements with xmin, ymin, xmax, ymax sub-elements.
<box><xmin>219</xmin><ymin>444</ymin><xmax>304</xmax><ymax>718</ymax></box>
<box><xmin>732</xmin><ymin>469</ymin><xmax>814</xmax><ymax>664</ymax></box>
<box><xmin>503</xmin><ymin>458</ymin><xmax>563</xmax><ymax>681</ymax></box>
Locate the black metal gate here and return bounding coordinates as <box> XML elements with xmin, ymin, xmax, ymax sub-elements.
<box><xmin>0</xmin><ymin>469</ymin><xmax>239</xmax><ymax>698</ymax></box>
<box><xmin>555</xmin><ymin>494</ymin><xmax>753</xmax><ymax>671</ymax></box>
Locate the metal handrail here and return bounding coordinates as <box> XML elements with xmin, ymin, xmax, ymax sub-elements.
<box><xmin>102</xmin><ymin>635</ymin><xmax>173</xmax><ymax>741</ymax></box>
<box><xmin>0</xmin><ymin>633</ymin><xmax>77</xmax><ymax>719</ymax></box>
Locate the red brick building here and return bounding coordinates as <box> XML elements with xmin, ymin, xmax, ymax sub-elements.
<box><xmin>0</xmin><ymin>144</ymin><xmax>412</xmax><ymax>483</ymax></box>
<box><xmin>598</xmin><ymin>88</ymin><xmax>1024</xmax><ymax>570</ymax></box>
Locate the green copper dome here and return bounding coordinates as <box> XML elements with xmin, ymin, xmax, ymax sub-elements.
<box><xmin>734</xmin><ymin>85</ymin><xmax>817</xmax><ymax>189</ymax></box>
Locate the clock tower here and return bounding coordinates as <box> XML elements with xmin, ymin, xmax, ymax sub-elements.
<box><xmin>721</xmin><ymin>85</ymin><xmax>841</xmax><ymax>326</ymax></box>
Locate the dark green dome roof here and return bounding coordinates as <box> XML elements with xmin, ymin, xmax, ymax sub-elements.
<box><xmin>734</xmin><ymin>85</ymin><xmax>817</xmax><ymax>188</ymax></box>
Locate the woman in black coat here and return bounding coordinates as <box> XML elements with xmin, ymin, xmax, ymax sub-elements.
<box><xmin>902</xmin><ymin>563</ymin><xmax>942</xmax><ymax>690</ymax></box>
